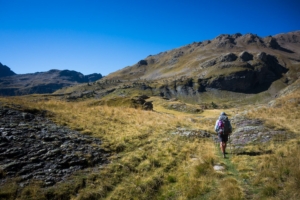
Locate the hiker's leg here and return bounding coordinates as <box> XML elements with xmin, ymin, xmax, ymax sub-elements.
<box><xmin>220</xmin><ymin>142</ymin><xmax>226</xmax><ymax>153</ymax></box>
<box><xmin>221</xmin><ymin>142</ymin><xmax>226</xmax><ymax>158</ymax></box>
<box><xmin>219</xmin><ymin>142</ymin><xmax>223</xmax><ymax>152</ymax></box>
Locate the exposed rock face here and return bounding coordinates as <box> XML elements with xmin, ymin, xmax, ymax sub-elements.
<box><xmin>137</xmin><ymin>60</ymin><xmax>148</xmax><ymax>67</ymax></box>
<box><xmin>0</xmin><ymin>106</ymin><xmax>109</xmax><ymax>187</ymax></box>
<box><xmin>239</xmin><ymin>51</ymin><xmax>253</xmax><ymax>61</ymax></box>
<box><xmin>264</xmin><ymin>36</ymin><xmax>281</xmax><ymax>49</ymax></box>
<box><xmin>0</xmin><ymin>69</ymin><xmax>103</xmax><ymax>96</ymax></box>
<box><xmin>157</xmin><ymin>51</ymin><xmax>288</xmax><ymax>97</ymax></box>
<box><xmin>0</xmin><ymin>63</ymin><xmax>16</xmax><ymax>78</ymax></box>
<box><xmin>218</xmin><ymin>53</ymin><xmax>238</xmax><ymax>62</ymax></box>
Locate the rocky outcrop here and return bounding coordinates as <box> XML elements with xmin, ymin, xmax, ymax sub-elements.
<box><xmin>0</xmin><ymin>63</ymin><xmax>16</xmax><ymax>78</ymax></box>
<box><xmin>157</xmin><ymin>51</ymin><xmax>288</xmax><ymax>97</ymax></box>
<box><xmin>229</xmin><ymin>117</ymin><xmax>293</xmax><ymax>152</ymax></box>
<box><xmin>239</xmin><ymin>51</ymin><xmax>253</xmax><ymax>61</ymax></box>
<box><xmin>137</xmin><ymin>60</ymin><xmax>148</xmax><ymax>67</ymax></box>
<box><xmin>131</xmin><ymin>95</ymin><xmax>153</xmax><ymax>110</ymax></box>
<box><xmin>0</xmin><ymin>69</ymin><xmax>103</xmax><ymax>96</ymax></box>
<box><xmin>218</xmin><ymin>53</ymin><xmax>238</xmax><ymax>62</ymax></box>
<box><xmin>0</xmin><ymin>106</ymin><xmax>109</xmax><ymax>187</ymax></box>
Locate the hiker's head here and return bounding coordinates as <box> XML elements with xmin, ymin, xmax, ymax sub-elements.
<box><xmin>220</xmin><ymin>112</ymin><xmax>227</xmax><ymax>116</ymax></box>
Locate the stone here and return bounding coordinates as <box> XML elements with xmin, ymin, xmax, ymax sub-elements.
<box><xmin>213</xmin><ymin>165</ymin><xmax>225</xmax><ymax>171</ymax></box>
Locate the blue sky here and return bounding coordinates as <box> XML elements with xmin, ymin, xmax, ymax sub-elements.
<box><xmin>0</xmin><ymin>0</ymin><xmax>299</xmax><ymax>76</ymax></box>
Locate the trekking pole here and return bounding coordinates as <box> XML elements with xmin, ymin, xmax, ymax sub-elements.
<box><xmin>229</xmin><ymin>134</ymin><xmax>232</xmax><ymax>155</ymax></box>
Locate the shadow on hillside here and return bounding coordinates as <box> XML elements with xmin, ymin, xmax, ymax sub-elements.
<box><xmin>244</xmin><ymin>83</ymin><xmax>272</xmax><ymax>94</ymax></box>
<box><xmin>278</xmin><ymin>46</ymin><xmax>294</xmax><ymax>53</ymax></box>
<box><xmin>235</xmin><ymin>150</ymin><xmax>273</xmax><ymax>156</ymax></box>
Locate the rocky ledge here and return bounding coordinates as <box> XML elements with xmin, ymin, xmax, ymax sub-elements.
<box><xmin>230</xmin><ymin>117</ymin><xmax>293</xmax><ymax>149</ymax></box>
<box><xmin>0</xmin><ymin>106</ymin><xmax>109</xmax><ymax>187</ymax></box>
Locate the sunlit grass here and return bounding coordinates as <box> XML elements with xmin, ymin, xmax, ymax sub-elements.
<box><xmin>247</xmin><ymin>90</ymin><xmax>300</xmax><ymax>133</ymax></box>
<box><xmin>1</xmin><ymin>87</ymin><xmax>299</xmax><ymax>199</ymax></box>
<box><xmin>0</xmin><ymin>96</ymin><xmax>221</xmax><ymax>199</ymax></box>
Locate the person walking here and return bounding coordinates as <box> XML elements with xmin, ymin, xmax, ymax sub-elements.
<box><xmin>215</xmin><ymin>112</ymin><xmax>232</xmax><ymax>158</ymax></box>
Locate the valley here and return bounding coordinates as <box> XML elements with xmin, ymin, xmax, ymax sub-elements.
<box><xmin>0</xmin><ymin>31</ymin><xmax>300</xmax><ymax>199</ymax></box>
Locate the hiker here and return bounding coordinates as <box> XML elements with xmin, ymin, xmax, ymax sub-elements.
<box><xmin>214</xmin><ymin>112</ymin><xmax>232</xmax><ymax>158</ymax></box>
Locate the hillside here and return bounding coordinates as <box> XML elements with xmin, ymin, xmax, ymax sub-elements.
<box><xmin>107</xmin><ymin>31</ymin><xmax>300</xmax><ymax>81</ymax></box>
<box><xmin>0</xmin><ymin>69</ymin><xmax>103</xmax><ymax>96</ymax></box>
<box><xmin>0</xmin><ymin>85</ymin><xmax>299</xmax><ymax>199</ymax></box>
<box><xmin>0</xmin><ymin>31</ymin><xmax>300</xmax><ymax>199</ymax></box>
<box><xmin>0</xmin><ymin>63</ymin><xmax>16</xmax><ymax>78</ymax></box>
<box><xmin>55</xmin><ymin>31</ymin><xmax>300</xmax><ymax>104</ymax></box>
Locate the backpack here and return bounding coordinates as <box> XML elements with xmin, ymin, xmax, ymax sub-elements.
<box><xmin>217</xmin><ymin>118</ymin><xmax>231</xmax><ymax>135</ymax></box>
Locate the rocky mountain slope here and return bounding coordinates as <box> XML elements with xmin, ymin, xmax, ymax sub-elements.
<box><xmin>0</xmin><ymin>105</ymin><xmax>109</xmax><ymax>187</ymax></box>
<box><xmin>0</xmin><ymin>63</ymin><xmax>16</xmax><ymax>78</ymax></box>
<box><xmin>56</xmin><ymin>31</ymin><xmax>300</xmax><ymax>101</ymax></box>
<box><xmin>108</xmin><ymin>31</ymin><xmax>300</xmax><ymax>82</ymax></box>
<box><xmin>0</xmin><ymin>68</ymin><xmax>103</xmax><ymax>96</ymax></box>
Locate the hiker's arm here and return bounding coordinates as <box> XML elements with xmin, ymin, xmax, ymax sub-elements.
<box><xmin>214</xmin><ymin>120</ymin><xmax>219</xmax><ymax>132</ymax></box>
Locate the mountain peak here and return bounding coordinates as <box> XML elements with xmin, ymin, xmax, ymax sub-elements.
<box><xmin>0</xmin><ymin>62</ymin><xmax>16</xmax><ymax>78</ymax></box>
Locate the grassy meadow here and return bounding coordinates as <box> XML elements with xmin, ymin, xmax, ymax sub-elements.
<box><xmin>0</xmin><ymin>89</ymin><xmax>299</xmax><ymax>199</ymax></box>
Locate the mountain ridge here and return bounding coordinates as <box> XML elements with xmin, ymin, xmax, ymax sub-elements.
<box><xmin>0</xmin><ymin>68</ymin><xmax>103</xmax><ymax>96</ymax></box>
<box><xmin>55</xmin><ymin>30</ymin><xmax>300</xmax><ymax>102</ymax></box>
<box><xmin>106</xmin><ymin>31</ymin><xmax>300</xmax><ymax>81</ymax></box>
<box><xmin>0</xmin><ymin>62</ymin><xmax>16</xmax><ymax>78</ymax></box>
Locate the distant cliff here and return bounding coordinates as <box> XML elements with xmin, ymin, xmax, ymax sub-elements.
<box><xmin>0</xmin><ymin>68</ymin><xmax>102</xmax><ymax>96</ymax></box>
<box><xmin>0</xmin><ymin>62</ymin><xmax>16</xmax><ymax>78</ymax></box>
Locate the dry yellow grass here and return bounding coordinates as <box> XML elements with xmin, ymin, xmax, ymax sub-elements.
<box><xmin>0</xmin><ymin>96</ymin><xmax>222</xmax><ymax>199</ymax></box>
<box><xmin>247</xmin><ymin>90</ymin><xmax>300</xmax><ymax>133</ymax></box>
<box><xmin>1</xmin><ymin>88</ymin><xmax>299</xmax><ymax>199</ymax></box>
<box><xmin>230</xmin><ymin>89</ymin><xmax>300</xmax><ymax>199</ymax></box>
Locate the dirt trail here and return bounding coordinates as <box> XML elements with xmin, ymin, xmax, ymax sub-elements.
<box><xmin>213</xmin><ymin>138</ymin><xmax>255</xmax><ymax>199</ymax></box>
<box><xmin>151</xmin><ymin>97</ymin><xmax>256</xmax><ymax>198</ymax></box>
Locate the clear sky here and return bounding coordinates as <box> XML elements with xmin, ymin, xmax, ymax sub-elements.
<box><xmin>0</xmin><ymin>0</ymin><xmax>299</xmax><ymax>76</ymax></box>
